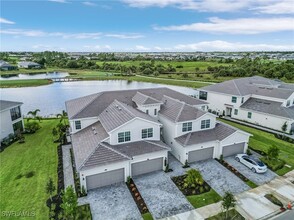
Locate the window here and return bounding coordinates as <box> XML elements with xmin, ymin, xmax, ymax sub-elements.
<box><xmin>241</xmin><ymin>97</ymin><xmax>244</xmax><ymax>103</ymax></box>
<box><xmin>13</xmin><ymin>121</ymin><xmax>23</xmax><ymax>133</ymax></box>
<box><xmin>231</xmin><ymin>96</ymin><xmax>237</xmax><ymax>103</ymax></box>
<box><xmin>75</xmin><ymin>121</ymin><xmax>81</xmax><ymax>130</ymax></box>
<box><xmin>146</xmin><ymin>109</ymin><xmax>149</xmax><ymax>114</ymax></box>
<box><xmin>154</xmin><ymin>108</ymin><xmax>157</xmax><ymax>115</ymax></box>
<box><xmin>199</xmin><ymin>91</ymin><xmax>207</xmax><ymax>100</ymax></box>
<box><xmin>247</xmin><ymin>112</ymin><xmax>252</xmax><ymax>119</ymax></box>
<box><xmin>234</xmin><ymin>109</ymin><xmax>238</xmax><ymax>115</ymax></box>
<box><xmin>10</xmin><ymin>106</ymin><xmax>21</xmax><ymax>121</ymax></box>
<box><xmin>182</xmin><ymin>122</ymin><xmax>192</xmax><ymax>132</ymax></box>
<box><xmin>118</xmin><ymin>131</ymin><xmax>131</xmax><ymax>143</ymax></box>
<box><xmin>287</xmin><ymin>100</ymin><xmax>290</xmax><ymax>106</ymax></box>
<box><xmin>142</xmin><ymin>128</ymin><xmax>153</xmax><ymax>139</ymax></box>
<box><xmin>201</xmin><ymin>119</ymin><xmax>210</xmax><ymax>129</ymax></box>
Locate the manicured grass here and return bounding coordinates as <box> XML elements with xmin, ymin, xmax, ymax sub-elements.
<box><xmin>246</xmin><ymin>180</ymin><xmax>258</xmax><ymax>188</ymax></box>
<box><xmin>186</xmin><ymin>189</ymin><xmax>222</xmax><ymax>209</ymax></box>
<box><xmin>207</xmin><ymin>209</ymin><xmax>245</xmax><ymax>220</ymax></box>
<box><xmin>219</xmin><ymin>119</ymin><xmax>294</xmax><ymax>175</ymax></box>
<box><xmin>0</xmin><ymin>119</ymin><xmax>59</xmax><ymax>219</ymax></box>
<box><xmin>76</xmin><ymin>204</ymin><xmax>92</xmax><ymax>220</ymax></box>
<box><xmin>0</xmin><ymin>79</ymin><xmax>52</xmax><ymax>88</ymax></box>
<box><xmin>142</xmin><ymin>212</ymin><xmax>154</xmax><ymax>220</ymax></box>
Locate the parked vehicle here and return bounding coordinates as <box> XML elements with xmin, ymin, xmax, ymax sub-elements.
<box><xmin>235</xmin><ymin>154</ymin><xmax>267</xmax><ymax>173</ymax></box>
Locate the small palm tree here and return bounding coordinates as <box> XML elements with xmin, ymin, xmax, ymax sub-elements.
<box><xmin>27</xmin><ymin>109</ymin><xmax>41</xmax><ymax>122</ymax></box>
<box><xmin>184</xmin><ymin>169</ymin><xmax>204</xmax><ymax>188</ymax></box>
<box><xmin>222</xmin><ymin>192</ymin><xmax>236</xmax><ymax>219</ymax></box>
<box><xmin>57</xmin><ymin>110</ymin><xmax>68</xmax><ymax>125</ymax></box>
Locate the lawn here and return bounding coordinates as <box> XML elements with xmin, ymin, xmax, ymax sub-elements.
<box><xmin>219</xmin><ymin>119</ymin><xmax>294</xmax><ymax>175</ymax></box>
<box><xmin>142</xmin><ymin>212</ymin><xmax>153</xmax><ymax>220</ymax></box>
<box><xmin>186</xmin><ymin>189</ymin><xmax>222</xmax><ymax>209</ymax></box>
<box><xmin>207</xmin><ymin>209</ymin><xmax>245</xmax><ymax>220</ymax></box>
<box><xmin>0</xmin><ymin>79</ymin><xmax>52</xmax><ymax>88</ymax></box>
<box><xmin>0</xmin><ymin>119</ymin><xmax>59</xmax><ymax>219</ymax></box>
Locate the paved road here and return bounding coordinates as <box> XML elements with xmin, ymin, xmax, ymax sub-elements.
<box><xmin>272</xmin><ymin>210</ymin><xmax>294</xmax><ymax>220</ymax></box>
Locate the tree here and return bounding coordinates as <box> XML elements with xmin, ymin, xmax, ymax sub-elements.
<box><xmin>184</xmin><ymin>169</ymin><xmax>204</xmax><ymax>188</ymax></box>
<box><xmin>27</xmin><ymin>109</ymin><xmax>42</xmax><ymax>122</ymax></box>
<box><xmin>267</xmin><ymin>145</ymin><xmax>280</xmax><ymax>160</ymax></box>
<box><xmin>46</xmin><ymin>178</ymin><xmax>56</xmax><ymax>202</ymax></box>
<box><xmin>61</xmin><ymin>186</ymin><xmax>78</xmax><ymax>219</ymax></box>
<box><xmin>281</xmin><ymin>122</ymin><xmax>288</xmax><ymax>133</ymax></box>
<box><xmin>222</xmin><ymin>192</ymin><xmax>236</xmax><ymax>219</ymax></box>
<box><xmin>57</xmin><ymin>110</ymin><xmax>68</xmax><ymax>125</ymax></box>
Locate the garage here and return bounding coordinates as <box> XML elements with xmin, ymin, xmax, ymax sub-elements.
<box><xmin>188</xmin><ymin>147</ymin><xmax>214</xmax><ymax>163</ymax></box>
<box><xmin>86</xmin><ymin>168</ymin><xmax>125</xmax><ymax>190</ymax></box>
<box><xmin>131</xmin><ymin>157</ymin><xmax>163</xmax><ymax>176</ymax></box>
<box><xmin>222</xmin><ymin>142</ymin><xmax>245</xmax><ymax>157</ymax></box>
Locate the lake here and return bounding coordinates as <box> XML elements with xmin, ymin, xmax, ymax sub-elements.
<box><xmin>0</xmin><ymin>80</ymin><xmax>196</xmax><ymax>116</ymax></box>
<box><xmin>0</xmin><ymin>72</ymin><xmax>69</xmax><ymax>80</ymax></box>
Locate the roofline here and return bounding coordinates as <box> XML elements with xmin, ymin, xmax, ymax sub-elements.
<box><xmin>239</xmin><ymin>106</ymin><xmax>294</xmax><ymax>120</ymax></box>
<box><xmin>0</xmin><ymin>102</ymin><xmax>23</xmax><ymax>113</ymax></box>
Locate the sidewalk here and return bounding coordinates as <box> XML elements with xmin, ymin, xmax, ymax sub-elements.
<box><xmin>62</xmin><ymin>144</ymin><xmax>75</xmax><ymax>190</ymax></box>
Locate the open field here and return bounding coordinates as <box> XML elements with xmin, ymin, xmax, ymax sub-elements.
<box><xmin>0</xmin><ymin>119</ymin><xmax>59</xmax><ymax>219</ymax></box>
<box><xmin>0</xmin><ymin>79</ymin><xmax>52</xmax><ymax>88</ymax></box>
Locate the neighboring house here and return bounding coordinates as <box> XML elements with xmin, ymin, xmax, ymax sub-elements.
<box><xmin>18</xmin><ymin>61</ymin><xmax>41</xmax><ymax>69</ymax></box>
<box><xmin>197</xmin><ymin>76</ymin><xmax>294</xmax><ymax>133</ymax></box>
<box><xmin>0</xmin><ymin>100</ymin><xmax>24</xmax><ymax>141</ymax></box>
<box><xmin>0</xmin><ymin>60</ymin><xmax>17</xmax><ymax>71</ymax></box>
<box><xmin>66</xmin><ymin>87</ymin><xmax>250</xmax><ymax>191</ymax></box>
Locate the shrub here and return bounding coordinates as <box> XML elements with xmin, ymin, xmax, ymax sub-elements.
<box><xmin>25</xmin><ymin>121</ymin><xmax>41</xmax><ymax>133</ymax></box>
<box><xmin>260</xmin><ymin>157</ymin><xmax>285</xmax><ymax>171</ymax></box>
<box><xmin>267</xmin><ymin>145</ymin><xmax>279</xmax><ymax>160</ymax></box>
<box><xmin>182</xmin><ymin>160</ymin><xmax>190</xmax><ymax>168</ymax></box>
<box><xmin>246</xmin><ymin>149</ymin><xmax>252</xmax><ymax>156</ymax></box>
<box><xmin>184</xmin><ymin>169</ymin><xmax>204</xmax><ymax>189</ymax></box>
<box><xmin>126</xmin><ymin>176</ymin><xmax>131</xmax><ymax>185</ymax></box>
<box><xmin>220</xmin><ymin>154</ymin><xmax>224</xmax><ymax>163</ymax></box>
<box><xmin>265</xmin><ymin>194</ymin><xmax>283</xmax><ymax>207</ymax></box>
<box><xmin>164</xmin><ymin>164</ymin><xmax>170</xmax><ymax>173</ymax></box>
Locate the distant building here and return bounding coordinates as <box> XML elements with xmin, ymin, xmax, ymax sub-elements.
<box><xmin>18</xmin><ymin>61</ymin><xmax>41</xmax><ymax>69</ymax></box>
<box><xmin>0</xmin><ymin>100</ymin><xmax>24</xmax><ymax>141</ymax></box>
<box><xmin>0</xmin><ymin>60</ymin><xmax>17</xmax><ymax>71</ymax></box>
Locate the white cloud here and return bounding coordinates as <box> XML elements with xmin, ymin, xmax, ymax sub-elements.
<box><xmin>135</xmin><ymin>45</ymin><xmax>150</xmax><ymax>51</ymax></box>
<box><xmin>154</xmin><ymin>46</ymin><xmax>162</xmax><ymax>50</ymax></box>
<box><xmin>82</xmin><ymin>1</ymin><xmax>97</xmax><ymax>7</ymax></box>
<box><xmin>105</xmin><ymin>34</ymin><xmax>144</xmax><ymax>39</ymax></box>
<box><xmin>251</xmin><ymin>0</ymin><xmax>294</xmax><ymax>14</ymax></box>
<box><xmin>48</xmin><ymin>0</ymin><xmax>69</xmax><ymax>3</ymax></box>
<box><xmin>83</xmin><ymin>45</ymin><xmax>112</xmax><ymax>51</ymax></box>
<box><xmin>32</xmin><ymin>44</ymin><xmax>66</xmax><ymax>51</ymax></box>
<box><xmin>173</xmin><ymin>40</ymin><xmax>294</xmax><ymax>51</ymax></box>
<box><xmin>0</xmin><ymin>18</ymin><xmax>15</xmax><ymax>24</ymax></box>
<box><xmin>154</xmin><ymin>17</ymin><xmax>294</xmax><ymax>34</ymax></box>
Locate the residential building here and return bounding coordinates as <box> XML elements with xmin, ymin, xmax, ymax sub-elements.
<box><xmin>0</xmin><ymin>60</ymin><xmax>17</xmax><ymax>71</ymax></box>
<box><xmin>18</xmin><ymin>61</ymin><xmax>41</xmax><ymax>69</ymax></box>
<box><xmin>0</xmin><ymin>100</ymin><xmax>24</xmax><ymax>141</ymax></box>
<box><xmin>197</xmin><ymin>76</ymin><xmax>294</xmax><ymax>133</ymax></box>
<box><xmin>66</xmin><ymin>88</ymin><xmax>250</xmax><ymax>191</ymax></box>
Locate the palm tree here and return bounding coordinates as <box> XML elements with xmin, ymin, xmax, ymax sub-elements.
<box><xmin>57</xmin><ymin>110</ymin><xmax>68</xmax><ymax>125</ymax></box>
<box><xmin>184</xmin><ymin>169</ymin><xmax>204</xmax><ymax>188</ymax></box>
<box><xmin>27</xmin><ymin>109</ymin><xmax>41</xmax><ymax>122</ymax></box>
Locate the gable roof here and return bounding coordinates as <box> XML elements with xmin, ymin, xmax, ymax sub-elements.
<box><xmin>240</xmin><ymin>97</ymin><xmax>294</xmax><ymax>119</ymax></box>
<box><xmin>175</xmin><ymin>122</ymin><xmax>237</xmax><ymax>146</ymax></box>
<box><xmin>159</xmin><ymin>95</ymin><xmax>206</xmax><ymax>122</ymax></box>
<box><xmin>99</xmin><ymin>100</ymin><xmax>160</xmax><ymax>132</ymax></box>
<box><xmin>132</xmin><ymin>91</ymin><xmax>162</xmax><ymax>106</ymax></box>
<box><xmin>0</xmin><ymin>100</ymin><xmax>23</xmax><ymax>111</ymax></box>
<box><xmin>201</xmin><ymin>76</ymin><xmax>293</xmax><ymax>100</ymax></box>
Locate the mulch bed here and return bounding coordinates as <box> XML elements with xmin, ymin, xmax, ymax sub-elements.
<box><xmin>216</xmin><ymin>159</ymin><xmax>249</xmax><ymax>182</ymax></box>
<box><xmin>126</xmin><ymin>179</ymin><xmax>149</xmax><ymax>214</ymax></box>
<box><xmin>171</xmin><ymin>174</ymin><xmax>211</xmax><ymax>196</ymax></box>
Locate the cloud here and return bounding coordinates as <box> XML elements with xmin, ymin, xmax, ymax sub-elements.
<box><xmin>0</xmin><ymin>18</ymin><xmax>15</xmax><ymax>24</ymax></box>
<box><xmin>82</xmin><ymin>1</ymin><xmax>97</xmax><ymax>7</ymax></box>
<box><xmin>105</xmin><ymin>34</ymin><xmax>144</xmax><ymax>39</ymax></box>
<box><xmin>83</xmin><ymin>45</ymin><xmax>112</xmax><ymax>51</ymax></box>
<box><xmin>48</xmin><ymin>0</ymin><xmax>69</xmax><ymax>3</ymax></box>
<box><xmin>135</xmin><ymin>45</ymin><xmax>150</xmax><ymax>51</ymax></box>
<box><xmin>154</xmin><ymin>17</ymin><xmax>294</xmax><ymax>34</ymax></box>
<box><xmin>173</xmin><ymin>40</ymin><xmax>294</xmax><ymax>51</ymax></box>
<box><xmin>251</xmin><ymin>0</ymin><xmax>294</xmax><ymax>14</ymax></box>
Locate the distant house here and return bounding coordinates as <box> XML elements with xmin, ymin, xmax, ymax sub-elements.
<box><xmin>0</xmin><ymin>100</ymin><xmax>24</xmax><ymax>141</ymax></box>
<box><xmin>18</xmin><ymin>61</ymin><xmax>41</xmax><ymax>69</ymax></box>
<box><xmin>197</xmin><ymin>76</ymin><xmax>294</xmax><ymax>133</ymax></box>
<box><xmin>0</xmin><ymin>60</ymin><xmax>17</xmax><ymax>71</ymax></box>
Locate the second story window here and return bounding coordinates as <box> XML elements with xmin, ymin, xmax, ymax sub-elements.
<box><xmin>201</xmin><ymin>119</ymin><xmax>210</xmax><ymax>129</ymax></box>
<box><xmin>247</xmin><ymin>112</ymin><xmax>252</xmax><ymax>119</ymax></box>
<box><xmin>182</xmin><ymin>122</ymin><xmax>192</xmax><ymax>132</ymax></box>
<box><xmin>154</xmin><ymin>108</ymin><xmax>157</xmax><ymax>115</ymax></box>
<box><xmin>146</xmin><ymin>109</ymin><xmax>149</xmax><ymax>114</ymax></box>
<box><xmin>142</xmin><ymin>128</ymin><xmax>153</xmax><ymax>139</ymax></box>
<box><xmin>232</xmin><ymin>96</ymin><xmax>237</xmax><ymax>103</ymax></box>
<box><xmin>10</xmin><ymin>106</ymin><xmax>21</xmax><ymax>121</ymax></box>
<box><xmin>118</xmin><ymin>131</ymin><xmax>131</xmax><ymax>143</ymax></box>
<box><xmin>287</xmin><ymin>100</ymin><xmax>290</xmax><ymax>106</ymax></box>
<box><xmin>199</xmin><ymin>91</ymin><xmax>207</xmax><ymax>100</ymax></box>
<box><xmin>241</xmin><ymin>97</ymin><xmax>244</xmax><ymax>103</ymax></box>
<box><xmin>75</xmin><ymin>121</ymin><xmax>81</xmax><ymax>130</ymax></box>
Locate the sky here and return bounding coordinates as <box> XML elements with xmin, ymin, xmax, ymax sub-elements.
<box><xmin>0</xmin><ymin>0</ymin><xmax>294</xmax><ymax>52</ymax></box>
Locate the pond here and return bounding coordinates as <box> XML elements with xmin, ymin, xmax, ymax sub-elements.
<box><xmin>0</xmin><ymin>80</ymin><xmax>196</xmax><ymax>116</ymax></box>
<box><xmin>0</xmin><ymin>72</ymin><xmax>69</xmax><ymax>80</ymax></box>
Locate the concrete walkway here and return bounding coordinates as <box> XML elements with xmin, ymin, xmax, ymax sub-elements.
<box><xmin>62</xmin><ymin>144</ymin><xmax>75</xmax><ymax>190</ymax></box>
<box><xmin>223</xmin><ymin>117</ymin><xmax>294</xmax><ymax>140</ymax></box>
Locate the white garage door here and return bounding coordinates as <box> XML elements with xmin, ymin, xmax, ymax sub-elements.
<box><xmin>86</xmin><ymin>168</ymin><xmax>124</xmax><ymax>190</ymax></box>
<box><xmin>188</xmin><ymin>147</ymin><xmax>214</xmax><ymax>163</ymax></box>
<box><xmin>131</xmin><ymin>157</ymin><xmax>163</xmax><ymax>176</ymax></box>
<box><xmin>223</xmin><ymin>143</ymin><xmax>245</xmax><ymax>157</ymax></box>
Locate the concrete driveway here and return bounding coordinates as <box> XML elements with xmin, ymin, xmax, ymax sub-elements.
<box><xmin>224</xmin><ymin>156</ymin><xmax>277</xmax><ymax>185</ymax></box>
<box><xmin>133</xmin><ymin>171</ymin><xmax>193</xmax><ymax>219</ymax></box>
<box><xmin>78</xmin><ymin>182</ymin><xmax>141</xmax><ymax>220</ymax></box>
<box><xmin>190</xmin><ymin>159</ymin><xmax>250</xmax><ymax>196</ymax></box>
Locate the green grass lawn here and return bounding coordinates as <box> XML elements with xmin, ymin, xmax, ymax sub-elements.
<box><xmin>142</xmin><ymin>212</ymin><xmax>153</xmax><ymax>220</ymax></box>
<box><xmin>0</xmin><ymin>79</ymin><xmax>52</xmax><ymax>88</ymax></box>
<box><xmin>206</xmin><ymin>209</ymin><xmax>245</xmax><ymax>220</ymax></box>
<box><xmin>187</xmin><ymin>189</ymin><xmax>222</xmax><ymax>209</ymax></box>
<box><xmin>219</xmin><ymin>119</ymin><xmax>294</xmax><ymax>175</ymax></box>
<box><xmin>0</xmin><ymin>119</ymin><xmax>59</xmax><ymax>219</ymax></box>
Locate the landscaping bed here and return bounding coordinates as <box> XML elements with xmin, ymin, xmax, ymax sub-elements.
<box><xmin>260</xmin><ymin>157</ymin><xmax>286</xmax><ymax>171</ymax></box>
<box><xmin>264</xmin><ymin>194</ymin><xmax>284</xmax><ymax>208</ymax></box>
<box><xmin>126</xmin><ymin>179</ymin><xmax>150</xmax><ymax>215</ymax></box>
<box><xmin>76</xmin><ymin>204</ymin><xmax>92</xmax><ymax>220</ymax></box>
<box><xmin>206</xmin><ymin>209</ymin><xmax>245</xmax><ymax>220</ymax></box>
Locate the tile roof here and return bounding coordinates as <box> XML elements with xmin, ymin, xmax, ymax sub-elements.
<box><xmin>132</xmin><ymin>91</ymin><xmax>162</xmax><ymax>106</ymax></box>
<box><xmin>201</xmin><ymin>76</ymin><xmax>293</xmax><ymax>100</ymax></box>
<box><xmin>159</xmin><ymin>95</ymin><xmax>206</xmax><ymax>122</ymax></box>
<box><xmin>175</xmin><ymin>122</ymin><xmax>237</xmax><ymax>146</ymax></box>
<box><xmin>0</xmin><ymin>100</ymin><xmax>23</xmax><ymax>111</ymax></box>
<box><xmin>240</xmin><ymin>97</ymin><xmax>294</xmax><ymax>119</ymax></box>
<box><xmin>99</xmin><ymin>100</ymin><xmax>160</xmax><ymax>132</ymax></box>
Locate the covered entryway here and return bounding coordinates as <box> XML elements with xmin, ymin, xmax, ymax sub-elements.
<box><xmin>86</xmin><ymin>168</ymin><xmax>125</xmax><ymax>190</ymax></box>
<box><xmin>222</xmin><ymin>143</ymin><xmax>245</xmax><ymax>157</ymax></box>
<box><xmin>131</xmin><ymin>157</ymin><xmax>163</xmax><ymax>176</ymax></box>
<box><xmin>188</xmin><ymin>147</ymin><xmax>214</xmax><ymax>163</ymax></box>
